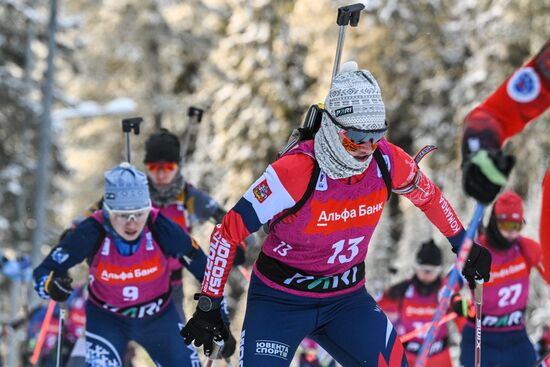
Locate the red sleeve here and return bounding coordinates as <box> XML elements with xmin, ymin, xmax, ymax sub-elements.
<box><xmin>464</xmin><ymin>40</ymin><xmax>550</xmax><ymax>149</ymax></box>
<box><xmin>516</xmin><ymin>237</ymin><xmax>542</xmax><ymax>269</ymax></box>
<box><xmin>541</xmin><ymin>168</ymin><xmax>550</xmax><ymax>283</ymax></box>
<box><xmin>389</xmin><ymin>143</ymin><xmax>464</xmax><ymax>238</ymax></box>
<box><xmin>219</xmin><ymin>211</ymin><xmax>251</xmax><ymax>247</ymax></box>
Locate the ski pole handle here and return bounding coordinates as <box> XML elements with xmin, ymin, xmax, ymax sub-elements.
<box><xmin>205</xmin><ymin>337</ymin><xmax>225</xmax><ymax>367</ymax></box>
<box><xmin>331</xmin><ymin>3</ymin><xmax>365</xmax><ymax>84</ymax></box>
<box><xmin>211</xmin><ymin>337</ymin><xmax>224</xmax><ymax>358</ymax></box>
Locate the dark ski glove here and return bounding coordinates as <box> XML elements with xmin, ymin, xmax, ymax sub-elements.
<box><xmin>450</xmin><ymin>293</ymin><xmax>475</xmax><ymax>322</ymax></box>
<box><xmin>181</xmin><ymin>296</ymin><xmax>229</xmax><ymax>357</ymax></box>
<box><xmin>45</xmin><ymin>274</ymin><xmax>73</xmax><ymax>302</ymax></box>
<box><xmin>462</xmin><ymin>149</ymin><xmax>515</xmax><ymax>203</ymax></box>
<box><xmin>220</xmin><ymin>327</ymin><xmax>237</xmax><ymax>359</ymax></box>
<box><xmin>459</xmin><ymin>243</ymin><xmax>492</xmax><ymax>289</ymax></box>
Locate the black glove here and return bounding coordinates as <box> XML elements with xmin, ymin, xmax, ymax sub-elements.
<box><xmin>46</xmin><ymin>274</ymin><xmax>73</xmax><ymax>302</ymax></box>
<box><xmin>233</xmin><ymin>245</ymin><xmax>246</xmax><ymax>267</ymax></box>
<box><xmin>220</xmin><ymin>328</ymin><xmax>236</xmax><ymax>359</ymax></box>
<box><xmin>450</xmin><ymin>293</ymin><xmax>475</xmax><ymax>321</ymax></box>
<box><xmin>462</xmin><ymin>149</ymin><xmax>515</xmax><ymax>203</ymax></box>
<box><xmin>460</xmin><ymin>243</ymin><xmax>492</xmax><ymax>289</ymax></box>
<box><xmin>181</xmin><ymin>299</ymin><xmax>229</xmax><ymax>357</ymax></box>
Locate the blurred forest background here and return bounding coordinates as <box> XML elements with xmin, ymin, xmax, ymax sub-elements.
<box><xmin>1</xmin><ymin>0</ymin><xmax>549</xmax><ymax>366</ymax></box>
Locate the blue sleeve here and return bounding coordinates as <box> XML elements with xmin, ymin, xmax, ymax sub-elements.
<box><xmin>448</xmin><ymin>229</ymin><xmax>467</xmax><ymax>252</ymax></box>
<box><xmin>32</xmin><ymin>218</ymin><xmax>104</xmax><ymax>282</ymax></box>
<box><xmin>186</xmin><ymin>184</ymin><xmax>222</xmax><ymax>224</ymax></box>
<box><xmin>233</xmin><ymin>197</ymin><xmax>263</xmax><ymax>234</ymax></box>
<box><xmin>154</xmin><ymin>214</ymin><xmax>194</xmax><ymax>258</ymax></box>
<box><xmin>181</xmin><ymin>248</ymin><xmax>207</xmax><ymax>283</ymax></box>
<box><xmin>155</xmin><ymin>214</ymin><xmax>207</xmax><ymax>282</ymax></box>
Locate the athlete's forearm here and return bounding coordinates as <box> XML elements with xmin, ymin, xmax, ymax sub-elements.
<box><xmin>201</xmin><ymin>225</ymin><xmax>239</xmax><ymax>298</ymax></box>
<box><xmin>464</xmin><ymin>40</ymin><xmax>550</xmax><ymax>148</ymax></box>
<box><xmin>402</xmin><ymin>172</ymin><xmax>464</xmax><ymax>248</ymax></box>
<box><xmin>180</xmin><ymin>246</ymin><xmax>208</xmax><ymax>283</ymax></box>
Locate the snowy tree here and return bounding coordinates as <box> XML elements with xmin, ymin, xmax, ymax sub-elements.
<box><xmin>186</xmin><ymin>0</ymin><xmax>315</xmax><ymax>202</ymax></box>
<box><xmin>56</xmin><ymin>0</ymin><xmax>222</xmax><ymax>222</ymax></box>
<box><xmin>3</xmin><ymin>1</ymin><xmax>547</xmax><ymax>365</ymax></box>
<box><xmin>0</xmin><ymin>1</ymin><xmax>80</xmax><ymax>259</ymax></box>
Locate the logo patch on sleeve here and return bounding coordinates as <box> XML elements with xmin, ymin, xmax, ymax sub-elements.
<box><xmin>506</xmin><ymin>67</ymin><xmax>541</xmax><ymax>103</ymax></box>
<box><xmin>52</xmin><ymin>248</ymin><xmax>69</xmax><ymax>264</ymax></box>
<box><xmin>253</xmin><ymin>179</ymin><xmax>272</xmax><ymax>203</ymax></box>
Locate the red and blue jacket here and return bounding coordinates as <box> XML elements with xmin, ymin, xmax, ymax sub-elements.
<box><xmin>202</xmin><ymin>138</ymin><xmax>466</xmax><ymax>298</ymax></box>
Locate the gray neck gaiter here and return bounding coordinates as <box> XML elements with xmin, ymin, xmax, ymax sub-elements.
<box><xmin>314</xmin><ymin>115</ymin><xmax>373</xmax><ymax>180</ymax></box>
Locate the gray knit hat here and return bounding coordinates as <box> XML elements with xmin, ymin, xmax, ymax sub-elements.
<box><xmin>324</xmin><ymin>67</ymin><xmax>386</xmax><ymax>131</ymax></box>
<box><xmin>314</xmin><ymin>61</ymin><xmax>387</xmax><ymax>179</ymax></box>
<box><xmin>104</xmin><ymin>163</ymin><xmax>150</xmax><ymax>211</ymax></box>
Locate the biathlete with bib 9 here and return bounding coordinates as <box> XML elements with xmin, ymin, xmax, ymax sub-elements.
<box><xmin>33</xmin><ymin>163</ymin><xmax>207</xmax><ymax>367</ymax></box>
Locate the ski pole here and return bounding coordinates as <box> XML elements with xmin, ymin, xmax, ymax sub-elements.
<box><xmin>533</xmin><ymin>348</ymin><xmax>550</xmax><ymax>367</ymax></box>
<box><xmin>400</xmin><ymin>312</ymin><xmax>457</xmax><ymax>343</ymax></box>
<box><xmin>181</xmin><ymin>107</ymin><xmax>204</xmax><ymax>165</ymax></box>
<box><xmin>30</xmin><ymin>298</ymin><xmax>56</xmax><ymax>365</ymax></box>
<box><xmin>414</xmin><ymin>203</ymin><xmax>485</xmax><ymax>367</ymax></box>
<box><xmin>121</xmin><ymin>117</ymin><xmax>143</xmax><ymax>163</ymax></box>
<box><xmin>330</xmin><ymin>3</ymin><xmax>365</xmax><ymax>85</ymax></box>
<box><xmin>55</xmin><ymin>302</ymin><xmax>67</xmax><ymax>367</ymax></box>
<box><xmin>204</xmin><ymin>337</ymin><xmax>225</xmax><ymax>367</ymax></box>
<box><xmin>473</xmin><ymin>281</ymin><xmax>483</xmax><ymax>367</ymax></box>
